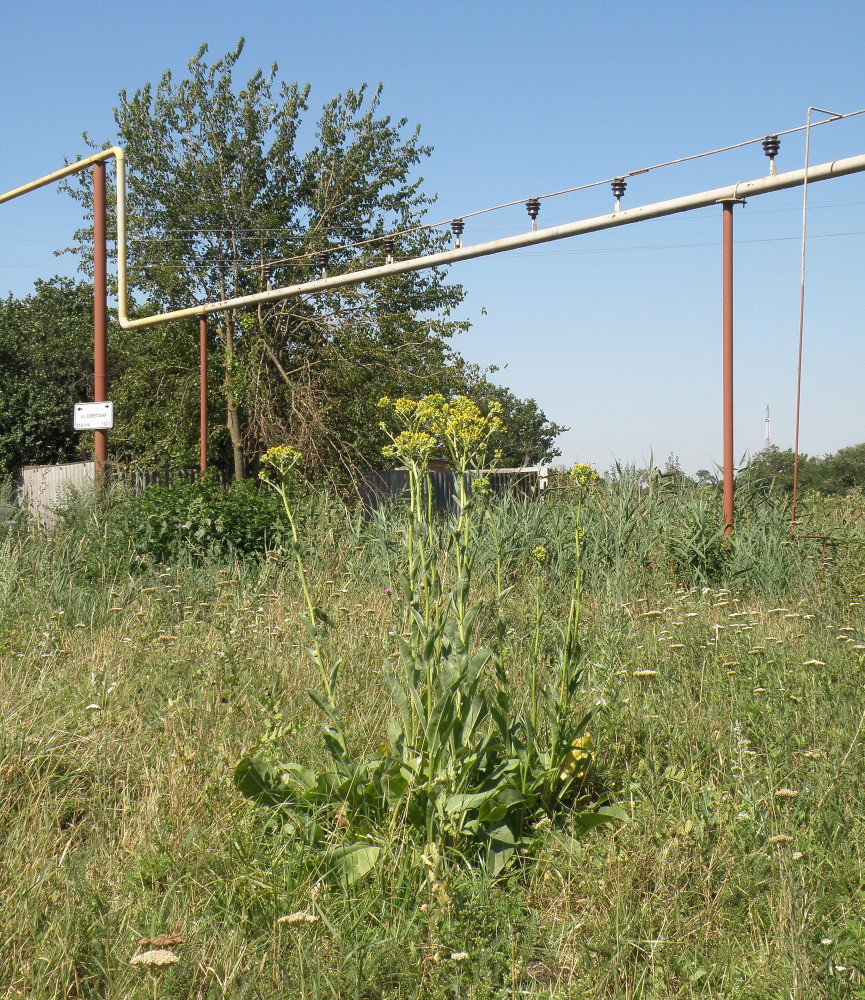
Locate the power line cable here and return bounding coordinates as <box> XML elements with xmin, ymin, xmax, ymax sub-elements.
<box><xmin>259</xmin><ymin>107</ymin><xmax>865</xmax><ymax>269</ymax></box>
<box><xmin>4</xmin><ymin>228</ymin><xmax>865</xmax><ymax>270</ymax></box>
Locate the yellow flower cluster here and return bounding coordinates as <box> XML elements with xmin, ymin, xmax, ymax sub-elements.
<box><xmin>571</xmin><ymin>463</ymin><xmax>600</xmax><ymax>487</ymax></box>
<box><xmin>378</xmin><ymin>396</ymin><xmax>422</xmax><ymax>421</ymax></box>
<box><xmin>260</xmin><ymin>445</ymin><xmax>303</xmax><ymax>476</ymax></box>
<box><xmin>442</xmin><ymin>396</ymin><xmax>504</xmax><ymax>451</ymax></box>
<box><xmin>381</xmin><ymin>431</ymin><xmax>437</xmax><ymax>463</ymax></box>
<box><xmin>378</xmin><ymin>395</ymin><xmax>505</xmax><ymax>469</ymax></box>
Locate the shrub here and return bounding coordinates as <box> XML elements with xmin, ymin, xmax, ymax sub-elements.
<box><xmin>110</xmin><ymin>475</ymin><xmax>291</xmax><ymax>561</ymax></box>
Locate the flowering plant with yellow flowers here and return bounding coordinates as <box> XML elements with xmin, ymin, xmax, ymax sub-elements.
<box><xmin>571</xmin><ymin>462</ymin><xmax>601</xmax><ymax>488</ymax></box>
<box><xmin>236</xmin><ymin>404</ymin><xmax>624</xmax><ymax>887</ymax></box>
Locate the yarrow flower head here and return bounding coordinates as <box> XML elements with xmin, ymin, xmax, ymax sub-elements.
<box><xmin>277</xmin><ymin>911</ymin><xmax>321</xmax><ymax>925</ymax></box>
<box><xmin>775</xmin><ymin>788</ymin><xmax>798</xmax><ymax>799</ymax></box>
<box><xmin>130</xmin><ymin>949</ymin><xmax>180</xmax><ymax>968</ymax></box>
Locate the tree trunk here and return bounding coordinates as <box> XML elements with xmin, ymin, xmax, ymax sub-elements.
<box><xmin>226</xmin><ymin>385</ymin><xmax>245</xmax><ymax>480</ymax></box>
<box><xmin>219</xmin><ymin>311</ymin><xmax>246</xmax><ymax>480</ymax></box>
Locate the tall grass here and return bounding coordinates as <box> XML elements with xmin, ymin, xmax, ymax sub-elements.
<box><xmin>1</xmin><ymin>475</ymin><xmax>863</xmax><ymax>998</ymax></box>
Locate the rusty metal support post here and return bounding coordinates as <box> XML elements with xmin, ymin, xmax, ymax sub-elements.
<box><xmin>721</xmin><ymin>200</ymin><xmax>736</xmax><ymax>536</ymax></box>
<box><xmin>199</xmin><ymin>315</ymin><xmax>208</xmax><ymax>472</ymax></box>
<box><xmin>93</xmin><ymin>162</ymin><xmax>108</xmax><ymax>474</ymax></box>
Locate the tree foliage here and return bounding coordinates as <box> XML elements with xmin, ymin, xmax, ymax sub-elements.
<box><xmin>457</xmin><ymin>379</ymin><xmax>566</xmax><ymax>466</ymax></box>
<box><xmin>0</xmin><ymin>279</ymin><xmax>95</xmax><ymax>480</ymax></box>
<box><xmin>738</xmin><ymin>444</ymin><xmax>865</xmax><ymax>496</ymax></box>
<box><xmin>63</xmin><ymin>40</ymin><xmax>563</xmax><ymax>479</ymax></box>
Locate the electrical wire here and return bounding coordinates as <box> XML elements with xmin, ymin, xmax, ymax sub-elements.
<box><xmin>3</xmin><ymin>195</ymin><xmax>864</xmax><ymax>246</ymax></box>
<box><xmin>2</xmin><ymin>108</ymin><xmax>864</xmax><ymax>278</ymax></box>
<box><xmin>258</xmin><ymin>106</ymin><xmax>865</xmax><ymax>270</ymax></box>
<box><xmin>4</xmin><ymin>228</ymin><xmax>865</xmax><ymax>270</ymax></box>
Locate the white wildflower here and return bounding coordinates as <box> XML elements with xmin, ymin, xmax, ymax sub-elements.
<box><xmin>130</xmin><ymin>949</ymin><xmax>179</xmax><ymax>968</ymax></box>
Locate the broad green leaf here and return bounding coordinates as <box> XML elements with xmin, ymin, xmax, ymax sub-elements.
<box><xmin>445</xmin><ymin>788</ymin><xmax>501</xmax><ymax>814</ymax></box>
<box><xmin>328</xmin><ymin>658</ymin><xmax>342</xmax><ymax>694</ymax></box>
<box><xmin>307</xmin><ymin>688</ymin><xmax>340</xmax><ymax>725</ymax></box>
<box><xmin>478</xmin><ymin>802</ymin><xmax>508</xmax><ymax>825</ymax></box>
<box><xmin>313</xmin><ymin>606</ymin><xmax>335</xmax><ymax>628</ymax></box>
<box><xmin>569</xmin><ymin>809</ymin><xmax>626</xmax><ymax>838</ymax></box>
<box><xmin>485</xmin><ymin>819</ymin><xmax>518</xmax><ymax>877</ymax></box>
<box><xmin>487</xmin><ymin>845</ymin><xmax>516</xmax><ymax>877</ymax></box>
<box><xmin>597</xmin><ymin>804</ymin><xmax>630</xmax><ymax>823</ymax></box>
<box><xmin>381</xmin><ymin>770</ymin><xmax>410</xmax><ymax>809</ymax></box>
<box><xmin>487</xmin><ymin>819</ymin><xmax>517</xmax><ymax>846</ymax></box>
<box><xmin>386</xmin><ymin>717</ymin><xmax>405</xmax><ymax>754</ymax></box>
<box><xmin>278</xmin><ymin>762</ymin><xmax>318</xmax><ymax>790</ymax></box>
<box><xmin>383</xmin><ymin>674</ymin><xmax>412</xmax><ymax>734</ymax></box>
<box><xmin>234</xmin><ymin>757</ymin><xmax>290</xmax><ymax>806</ymax></box>
<box><xmin>327</xmin><ymin>843</ymin><xmax>381</xmax><ymax>885</ymax></box>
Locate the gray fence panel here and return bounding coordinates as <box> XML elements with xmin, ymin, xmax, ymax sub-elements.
<box><xmin>22</xmin><ymin>461</ymin><xmax>96</xmax><ymax>530</ymax></box>
<box><xmin>360</xmin><ymin>468</ymin><xmax>540</xmax><ymax>514</ymax></box>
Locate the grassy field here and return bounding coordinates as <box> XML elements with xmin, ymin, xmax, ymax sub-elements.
<box><xmin>1</xmin><ymin>475</ymin><xmax>865</xmax><ymax>999</ymax></box>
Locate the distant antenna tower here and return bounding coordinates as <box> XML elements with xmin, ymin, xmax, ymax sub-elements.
<box><xmin>764</xmin><ymin>404</ymin><xmax>772</xmax><ymax>450</ymax></box>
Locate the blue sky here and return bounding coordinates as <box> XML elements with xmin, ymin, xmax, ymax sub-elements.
<box><xmin>2</xmin><ymin>0</ymin><xmax>864</xmax><ymax>472</ymax></box>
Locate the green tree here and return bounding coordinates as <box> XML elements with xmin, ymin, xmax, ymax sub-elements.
<box><xmin>739</xmin><ymin>444</ymin><xmax>865</xmax><ymax>497</ymax></box>
<box><xmin>64</xmin><ymin>40</ymin><xmax>466</xmax><ymax>478</ymax></box>
<box><xmin>814</xmin><ymin>442</ymin><xmax>865</xmax><ymax>494</ymax></box>
<box><xmin>694</xmin><ymin>468</ymin><xmax>721</xmax><ymax>487</ymax></box>
<box><xmin>464</xmin><ymin>380</ymin><xmax>566</xmax><ymax>466</ymax></box>
<box><xmin>106</xmin><ymin>315</ymin><xmax>205</xmax><ymax>470</ymax></box>
<box><xmin>64</xmin><ymin>40</ymin><xmax>564</xmax><ymax>479</ymax></box>
<box><xmin>738</xmin><ymin>446</ymin><xmax>810</xmax><ymax>494</ymax></box>
<box><xmin>0</xmin><ymin>279</ymin><xmax>96</xmax><ymax>479</ymax></box>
